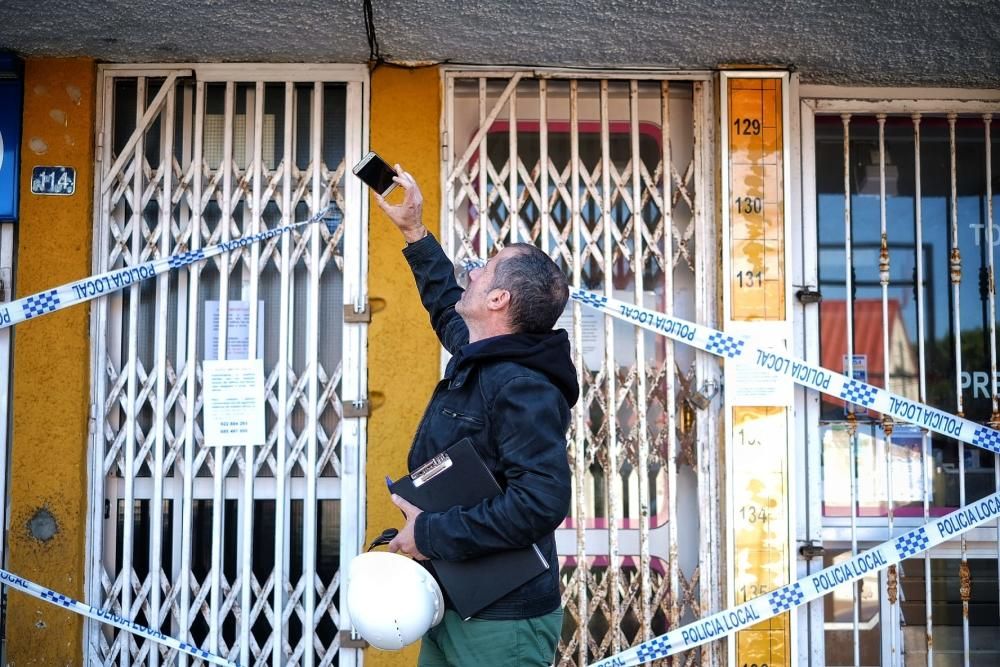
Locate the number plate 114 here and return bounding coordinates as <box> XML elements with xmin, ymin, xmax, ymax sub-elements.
<box><xmin>31</xmin><ymin>166</ymin><xmax>76</xmax><ymax>196</ymax></box>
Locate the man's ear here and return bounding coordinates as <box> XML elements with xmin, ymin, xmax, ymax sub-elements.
<box><xmin>486</xmin><ymin>288</ymin><xmax>510</xmax><ymax>312</ymax></box>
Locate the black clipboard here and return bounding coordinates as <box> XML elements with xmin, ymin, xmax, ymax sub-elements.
<box><xmin>389</xmin><ymin>438</ymin><xmax>550</xmax><ymax>620</ymax></box>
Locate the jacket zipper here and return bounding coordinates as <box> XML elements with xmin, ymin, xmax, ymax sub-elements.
<box><xmin>441</xmin><ymin>408</ymin><xmax>483</xmax><ymax>425</ymax></box>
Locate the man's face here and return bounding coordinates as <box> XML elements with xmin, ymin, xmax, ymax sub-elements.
<box><xmin>455</xmin><ymin>247</ymin><xmax>513</xmax><ymax>323</ymax></box>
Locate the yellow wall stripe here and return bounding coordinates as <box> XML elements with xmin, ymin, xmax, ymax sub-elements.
<box><xmin>7</xmin><ymin>57</ymin><xmax>95</xmax><ymax>666</ymax></box>
<box><xmin>365</xmin><ymin>65</ymin><xmax>441</xmax><ymax>666</ymax></box>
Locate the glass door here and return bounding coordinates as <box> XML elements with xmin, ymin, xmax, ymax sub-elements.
<box><xmin>802</xmin><ymin>97</ymin><xmax>1000</xmax><ymax>666</ymax></box>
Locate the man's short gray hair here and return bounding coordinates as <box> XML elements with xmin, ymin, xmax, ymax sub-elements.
<box><xmin>491</xmin><ymin>243</ymin><xmax>569</xmax><ymax>334</ymax></box>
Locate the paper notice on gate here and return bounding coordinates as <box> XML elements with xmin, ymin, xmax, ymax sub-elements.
<box><xmin>204</xmin><ymin>300</ymin><xmax>265</xmax><ymax>360</ymax></box>
<box><xmin>203</xmin><ymin>358</ymin><xmax>266</xmax><ymax>447</ymax></box>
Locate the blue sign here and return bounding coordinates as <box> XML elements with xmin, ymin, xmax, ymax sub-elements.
<box><xmin>0</xmin><ymin>55</ymin><xmax>23</xmax><ymax>221</ymax></box>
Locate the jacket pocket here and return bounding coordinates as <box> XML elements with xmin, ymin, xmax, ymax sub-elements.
<box><xmin>440</xmin><ymin>407</ymin><xmax>484</xmax><ymax>426</ymax></box>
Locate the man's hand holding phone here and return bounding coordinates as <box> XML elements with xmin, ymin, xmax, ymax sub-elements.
<box><xmin>372</xmin><ymin>166</ymin><xmax>426</xmax><ymax>244</ymax></box>
<box><xmin>375</xmin><ymin>165</ymin><xmax>425</xmax><ymax>243</ymax></box>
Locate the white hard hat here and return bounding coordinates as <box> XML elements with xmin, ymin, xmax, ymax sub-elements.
<box><xmin>346</xmin><ymin>551</ymin><xmax>445</xmax><ymax>650</ymax></box>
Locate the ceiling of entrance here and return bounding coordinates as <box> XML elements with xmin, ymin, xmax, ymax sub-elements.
<box><xmin>1</xmin><ymin>0</ymin><xmax>998</xmax><ymax>87</ymax></box>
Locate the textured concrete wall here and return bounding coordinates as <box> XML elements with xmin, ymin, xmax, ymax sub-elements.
<box><xmin>0</xmin><ymin>1</ymin><xmax>998</xmax><ymax>87</ymax></box>
<box><xmin>7</xmin><ymin>58</ymin><xmax>94</xmax><ymax>666</ymax></box>
<box><xmin>365</xmin><ymin>64</ymin><xmax>441</xmax><ymax>666</ymax></box>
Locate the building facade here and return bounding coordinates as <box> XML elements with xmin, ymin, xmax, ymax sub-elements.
<box><xmin>0</xmin><ymin>3</ymin><xmax>998</xmax><ymax>666</ymax></box>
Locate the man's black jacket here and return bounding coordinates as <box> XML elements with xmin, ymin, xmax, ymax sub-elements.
<box><xmin>402</xmin><ymin>235</ymin><xmax>578</xmax><ymax>620</ymax></box>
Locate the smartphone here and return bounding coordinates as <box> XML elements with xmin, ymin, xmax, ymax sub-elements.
<box><xmin>352</xmin><ymin>151</ymin><xmax>398</xmax><ymax>197</ymax></box>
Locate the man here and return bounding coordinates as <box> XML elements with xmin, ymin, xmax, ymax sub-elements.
<box><xmin>375</xmin><ymin>165</ymin><xmax>578</xmax><ymax>667</ymax></box>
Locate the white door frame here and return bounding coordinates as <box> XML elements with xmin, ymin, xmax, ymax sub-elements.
<box><xmin>796</xmin><ymin>84</ymin><xmax>1000</xmax><ymax>667</ymax></box>
<box><xmin>86</xmin><ymin>62</ymin><xmax>370</xmax><ymax>667</ymax></box>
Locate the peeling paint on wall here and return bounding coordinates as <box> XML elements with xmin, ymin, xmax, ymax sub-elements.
<box><xmin>27</xmin><ymin>506</ymin><xmax>58</xmax><ymax>542</ymax></box>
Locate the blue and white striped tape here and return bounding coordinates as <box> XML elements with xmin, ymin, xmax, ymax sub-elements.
<box><xmin>0</xmin><ymin>204</ymin><xmax>341</xmax><ymax>330</ymax></box>
<box><xmin>3</xmin><ymin>228</ymin><xmax>997</xmax><ymax>664</ymax></box>
<box><xmin>567</xmin><ymin>287</ymin><xmax>1000</xmax><ymax>666</ymax></box>
<box><xmin>588</xmin><ymin>492</ymin><xmax>1000</xmax><ymax>666</ymax></box>
<box><xmin>0</xmin><ymin>567</ymin><xmax>238</xmax><ymax>666</ymax></box>
<box><xmin>0</xmin><ymin>205</ymin><xmax>339</xmax><ymax>659</ymax></box>
<box><xmin>569</xmin><ymin>288</ymin><xmax>1000</xmax><ymax>455</ymax></box>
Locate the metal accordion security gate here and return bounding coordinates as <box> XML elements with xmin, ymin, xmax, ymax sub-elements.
<box><xmin>442</xmin><ymin>69</ymin><xmax>724</xmax><ymax>667</ymax></box>
<box><xmin>85</xmin><ymin>65</ymin><xmax>369</xmax><ymax>667</ymax></box>
<box><xmin>800</xmin><ymin>93</ymin><xmax>1000</xmax><ymax>666</ymax></box>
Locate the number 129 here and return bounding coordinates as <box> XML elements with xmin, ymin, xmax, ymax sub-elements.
<box><xmin>733</xmin><ymin>118</ymin><xmax>762</xmax><ymax>135</ymax></box>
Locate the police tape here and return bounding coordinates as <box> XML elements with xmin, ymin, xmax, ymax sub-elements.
<box><xmin>0</xmin><ymin>204</ymin><xmax>341</xmax><ymax>330</ymax></box>
<box><xmin>587</xmin><ymin>491</ymin><xmax>1000</xmax><ymax>666</ymax></box>
<box><xmin>568</xmin><ymin>288</ymin><xmax>1000</xmax><ymax>456</ymax></box>
<box><xmin>0</xmin><ymin>211</ymin><xmax>342</xmax><ymax>659</ymax></box>
<box><xmin>0</xmin><ymin>567</ymin><xmax>238</xmax><ymax>666</ymax></box>
<box><xmin>569</xmin><ymin>286</ymin><xmax>1000</xmax><ymax>666</ymax></box>
<box><xmin>3</xmin><ymin>227</ymin><xmax>996</xmax><ymax>663</ymax></box>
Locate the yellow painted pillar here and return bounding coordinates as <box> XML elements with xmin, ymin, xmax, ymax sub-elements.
<box><xmin>721</xmin><ymin>72</ymin><xmax>795</xmax><ymax>667</ymax></box>
<box><xmin>365</xmin><ymin>65</ymin><xmax>441</xmax><ymax>666</ymax></box>
<box><xmin>6</xmin><ymin>58</ymin><xmax>95</xmax><ymax>665</ymax></box>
